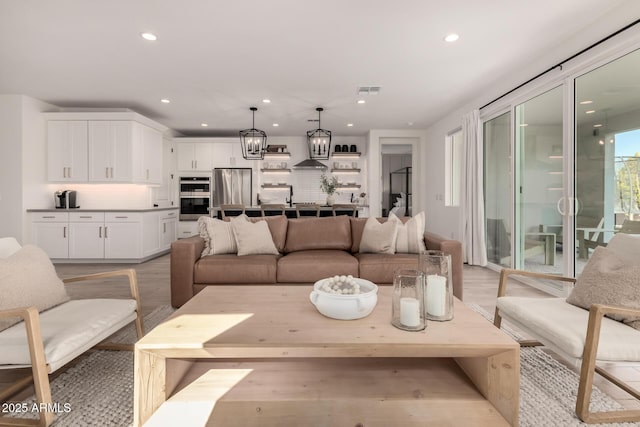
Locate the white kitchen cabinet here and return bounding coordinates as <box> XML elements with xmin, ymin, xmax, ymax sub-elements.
<box><xmin>152</xmin><ymin>138</ymin><xmax>177</xmax><ymax>207</ymax></box>
<box><xmin>134</xmin><ymin>124</ymin><xmax>163</xmax><ymax>184</ymax></box>
<box><xmin>47</xmin><ymin>121</ymin><xmax>88</xmax><ymax>181</ymax></box>
<box><xmin>160</xmin><ymin>211</ymin><xmax>178</xmax><ymax>249</ymax></box>
<box><xmin>104</xmin><ymin>213</ymin><xmax>142</xmax><ymax>259</ymax></box>
<box><xmin>178</xmin><ymin>220</ymin><xmax>199</xmax><ymax>239</ymax></box>
<box><xmin>30</xmin><ymin>212</ymin><xmax>69</xmax><ymax>259</ymax></box>
<box><xmin>211</xmin><ymin>140</ymin><xmax>252</xmax><ymax>168</ymax></box>
<box><xmin>177</xmin><ymin>142</ymin><xmax>213</xmax><ymax>171</ymax></box>
<box><xmin>88</xmin><ymin>121</ymin><xmax>134</xmax><ymax>182</ymax></box>
<box><xmin>68</xmin><ymin>212</ymin><xmax>105</xmax><ymax>258</ymax></box>
<box><xmin>142</xmin><ymin>212</ymin><xmax>160</xmax><ymax>257</ymax></box>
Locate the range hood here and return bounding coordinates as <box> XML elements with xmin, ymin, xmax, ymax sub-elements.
<box><xmin>292</xmin><ymin>158</ymin><xmax>328</xmax><ymax>169</ymax></box>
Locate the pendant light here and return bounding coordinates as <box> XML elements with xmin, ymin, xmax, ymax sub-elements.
<box><xmin>306</xmin><ymin>107</ymin><xmax>331</xmax><ymax>160</ymax></box>
<box><xmin>239</xmin><ymin>107</ymin><xmax>267</xmax><ymax>160</ymax></box>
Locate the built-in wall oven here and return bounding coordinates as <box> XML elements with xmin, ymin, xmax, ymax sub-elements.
<box><xmin>179</xmin><ymin>176</ymin><xmax>211</xmax><ymax>220</ymax></box>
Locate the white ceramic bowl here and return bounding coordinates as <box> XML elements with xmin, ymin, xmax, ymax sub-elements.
<box><xmin>309</xmin><ymin>278</ymin><xmax>378</xmax><ymax>320</ymax></box>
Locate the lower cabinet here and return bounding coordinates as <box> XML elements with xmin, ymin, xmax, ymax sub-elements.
<box><xmin>31</xmin><ymin>209</ymin><xmax>177</xmax><ymax>261</ymax></box>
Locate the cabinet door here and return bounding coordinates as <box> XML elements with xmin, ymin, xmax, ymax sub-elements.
<box><xmin>143</xmin><ymin>126</ymin><xmax>163</xmax><ymax>184</ymax></box>
<box><xmin>142</xmin><ymin>212</ymin><xmax>160</xmax><ymax>257</ymax></box>
<box><xmin>69</xmin><ymin>222</ymin><xmax>104</xmax><ymax>258</ymax></box>
<box><xmin>104</xmin><ymin>222</ymin><xmax>142</xmax><ymax>259</ymax></box>
<box><xmin>111</xmin><ymin>121</ymin><xmax>133</xmax><ymax>181</ymax></box>
<box><xmin>31</xmin><ymin>223</ymin><xmax>68</xmax><ymax>258</ymax></box>
<box><xmin>47</xmin><ymin>121</ymin><xmax>88</xmax><ymax>181</ymax></box>
<box><xmin>160</xmin><ymin>217</ymin><xmax>177</xmax><ymax>249</ymax></box>
<box><xmin>212</xmin><ymin>142</ymin><xmax>234</xmax><ymax>168</ymax></box>
<box><xmin>193</xmin><ymin>143</ymin><xmax>213</xmax><ymax>171</ymax></box>
<box><xmin>177</xmin><ymin>143</ymin><xmax>196</xmax><ymax>171</ymax></box>
<box><xmin>88</xmin><ymin>121</ymin><xmax>113</xmax><ymax>181</ymax></box>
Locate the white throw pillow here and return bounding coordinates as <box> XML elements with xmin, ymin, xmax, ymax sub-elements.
<box><xmin>359</xmin><ymin>217</ymin><xmax>399</xmax><ymax>254</ymax></box>
<box><xmin>0</xmin><ymin>245</ymin><xmax>70</xmax><ymax>331</ymax></box>
<box><xmin>198</xmin><ymin>216</ymin><xmax>238</xmax><ymax>256</ymax></box>
<box><xmin>231</xmin><ymin>216</ymin><xmax>279</xmax><ymax>256</ymax></box>
<box><xmin>389</xmin><ymin>211</ymin><xmax>427</xmax><ymax>253</ymax></box>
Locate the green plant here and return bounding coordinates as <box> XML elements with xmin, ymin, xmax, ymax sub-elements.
<box><xmin>320</xmin><ymin>173</ymin><xmax>339</xmax><ymax>196</ymax></box>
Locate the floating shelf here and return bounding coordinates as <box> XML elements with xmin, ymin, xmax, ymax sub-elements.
<box><xmin>261</xmin><ymin>168</ymin><xmax>292</xmax><ymax>173</ymax></box>
<box><xmin>336</xmin><ymin>184</ymin><xmax>361</xmax><ymax>189</ymax></box>
<box><xmin>331</xmin><ymin>152</ymin><xmax>361</xmax><ymax>157</ymax></box>
<box><xmin>261</xmin><ymin>184</ymin><xmax>291</xmax><ymax>189</ymax></box>
<box><xmin>263</xmin><ymin>152</ymin><xmax>291</xmax><ymax>158</ymax></box>
<box><xmin>331</xmin><ymin>168</ymin><xmax>361</xmax><ymax>173</ymax></box>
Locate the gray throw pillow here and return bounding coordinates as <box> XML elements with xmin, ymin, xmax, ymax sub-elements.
<box><xmin>566</xmin><ymin>246</ymin><xmax>640</xmax><ymax>330</ymax></box>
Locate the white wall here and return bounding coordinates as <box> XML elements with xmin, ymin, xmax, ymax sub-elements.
<box><xmin>0</xmin><ymin>95</ymin><xmax>25</xmax><ymax>241</ymax></box>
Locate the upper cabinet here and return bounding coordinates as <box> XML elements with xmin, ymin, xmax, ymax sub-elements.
<box><xmin>47</xmin><ymin>121</ymin><xmax>88</xmax><ymax>181</ymax></box>
<box><xmin>44</xmin><ymin>112</ymin><xmax>167</xmax><ymax>184</ymax></box>
<box><xmin>177</xmin><ymin>142</ymin><xmax>213</xmax><ymax>171</ymax></box>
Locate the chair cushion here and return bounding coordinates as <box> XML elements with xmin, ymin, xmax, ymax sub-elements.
<box><xmin>284</xmin><ymin>216</ymin><xmax>351</xmax><ymax>253</ymax></box>
<box><xmin>194</xmin><ymin>254</ymin><xmax>278</xmax><ymax>284</ymax></box>
<box><xmin>356</xmin><ymin>253</ymin><xmax>419</xmax><ymax>284</ymax></box>
<box><xmin>566</xmin><ymin>246</ymin><xmax>640</xmax><ymax>330</ymax></box>
<box><xmin>0</xmin><ymin>299</ymin><xmax>137</xmax><ymax>372</ymax></box>
<box><xmin>497</xmin><ymin>297</ymin><xmax>640</xmax><ymax>363</ymax></box>
<box><xmin>0</xmin><ymin>245</ymin><xmax>70</xmax><ymax>331</ymax></box>
<box><xmin>277</xmin><ymin>250</ymin><xmax>358</xmax><ymax>283</ymax></box>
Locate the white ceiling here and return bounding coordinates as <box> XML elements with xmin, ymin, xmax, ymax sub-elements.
<box><xmin>0</xmin><ymin>0</ymin><xmax>638</xmax><ymax>137</ymax></box>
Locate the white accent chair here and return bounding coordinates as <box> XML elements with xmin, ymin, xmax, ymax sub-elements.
<box><xmin>0</xmin><ymin>237</ymin><xmax>144</xmax><ymax>427</ymax></box>
<box><xmin>494</xmin><ymin>233</ymin><xmax>640</xmax><ymax>424</ymax></box>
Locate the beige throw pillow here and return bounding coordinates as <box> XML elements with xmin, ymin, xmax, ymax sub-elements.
<box><xmin>359</xmin><ymin>216</ymin><xmax>399</xmax><ymax>254</ymax></box>
<box><xmin>0</xmin><ymin>245</ymin><xmax>70</xmax><ymax>331</ymax></box>
<box><xmin>231</xmin><ymin>215</ymin><xmax>279</xmax><ymax>256</ymax></box>
<box><xmin>198</xmin><ymin>216</ymin><xmax>238</xmax><ymax>256</ymax></box>
<box><xmin>566</xmin><ymin>246</ymin><xmax>640</xmax><ymax>330</ymax></box>
<box><xmin>389</xmin><ymin>211</ymin><xmax>427</xmax><ymax>253</ymax></box>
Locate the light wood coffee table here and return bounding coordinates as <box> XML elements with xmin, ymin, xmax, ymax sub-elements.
<box><xmin>134</xmin><ymin>286</ymin><xmax>519</xmax><ymax>426</ymax></box>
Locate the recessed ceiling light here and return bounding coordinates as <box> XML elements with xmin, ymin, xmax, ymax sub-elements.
<box><xmin>585</xmin><ymin>110</ymin><xmax>596</xmax><ymax>114</ymax></box>
<box><xmin>347</xmin><ymin>123</ymin><xmax>354</xmax><ymax>127</ymax></box>
<box><xmin>262</xmin><ymin>99</ymin><xmax>271</xmax><ymax>104</ymax></box>
<box><xmin>579</xmin><ymin>100</ymin><xmax>593</xmax><ymax>105</ymax></box>
<box><xmin>272</xmin><ymin>123</ymin><xmax>279</xmax><ymax>127</ymax></box>
<box><xmin>357</xmin><ymin>99</ymin><xmax>366</xmax><ymax>104</ymax></box>
<box><xmin>141</xmin><ymin>32</ymin><xmax>157</xmax><ymax>41</ymax></box>
<box><xmin>593</xmin><ymin>124</ymin><xmax>603</xmax><ymax>128</ymax></box>
<box><xmin>160</xmin><ymin>99</ymin><xmax>170</xmax><ymax>104</ymax></box>
<box><xmin>407</xmin><ymin>122</ymin><xmax>414</xmax><ymax>126</ymax></box>
<box><xmin>201</xmin><ymin>123</ymin><xmax>208</xmax><ymax>127</ymax></box>
<box><xmin>444</xmin><ymin>33</ymin><xmax>459</xmax><ymax>43</ymax></box>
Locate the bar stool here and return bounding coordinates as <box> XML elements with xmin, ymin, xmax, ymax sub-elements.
<box><xmin>261</xmin><ymin>204</ymin><xmax>286</xmax><ymax>217</ymax></box>
<box><xmin>220</xmin><ymin>204</ymin><xmax>245</xmax><ymax>219</ymax></box>
<box><xmin>332</xmin><ymin>204</ymin><xmax>357</xmax><ymax>217</ymax></box>
<box><xmin>295</xmin><ymin>203</ymin><xmax>320</xmax><ymax>218</ymax></box>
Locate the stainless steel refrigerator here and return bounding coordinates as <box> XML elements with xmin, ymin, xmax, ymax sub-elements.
<box><xmin>212</xmin><ymin>168</ymin><xmax>252</xmax><ymax>207</ymax></box>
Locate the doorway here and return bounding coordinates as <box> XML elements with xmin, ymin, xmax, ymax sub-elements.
<box><xmin>381</xmin><ymin>144</ymin><xmax>412</xmax><ymax>217</ymax></box>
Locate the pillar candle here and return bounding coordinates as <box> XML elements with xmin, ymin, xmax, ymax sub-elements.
<box><xmin>426</xmin><ymin>274</ymin><xmax>447</xmax><ymax>317</ymax></box>
<box><xmin>400</xmin><ymin>297</ymin><xmax>420</xmax><ymax>327</ymax></box>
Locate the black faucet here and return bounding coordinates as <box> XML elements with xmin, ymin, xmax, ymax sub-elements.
<box><xmin>285</xmin><ymin>185</ymin><xmax>293</xmax><ymax>207</ymax></box>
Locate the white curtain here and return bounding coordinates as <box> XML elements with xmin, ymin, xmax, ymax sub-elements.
<box><xmin>459</xmin><ymin>110</ymin><xmax>487</xmax><ymax>266</ymax></box>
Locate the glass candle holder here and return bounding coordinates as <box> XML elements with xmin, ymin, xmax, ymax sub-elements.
<box><xmin>419</xmin><ymin>250</ymin><xmax>454</xmax><ymax>321</ymax></box>
<box><xmin>391</xmin><ymin>269</ymin><xmax>425</xmax><ymax>331</ymax></box>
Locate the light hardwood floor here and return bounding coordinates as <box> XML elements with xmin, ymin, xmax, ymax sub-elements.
<box><xmin>2</xmin><ymin>256</ymin><xmax>639</xmax><ymax>411</ymax></box>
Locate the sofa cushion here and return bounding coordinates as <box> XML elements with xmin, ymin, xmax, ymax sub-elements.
<box><xmin>194</xmin><ymin>254</ymin><xmax>278</xmax><ymax>284</ymax></box>
<box><xmin>389</xmin><ymin>211</ymin><xmax>427</xmax><ymax>253</ymax></box>
<box><xmin>277</xmin><ymin>250</ymin><xmax>358</xmax><ymax>283</ymax></box>
<box><xmin>0</xmin><ymin>299</ymin><xmax>137</xmax><ymax>371</ymax></box>
<box><xmin>566</xmin><ymin>246</ymin><xmax>640</xmax><ymax>330</ymax></box>
<box><xmin>497</xmin><ymin>297</ymin><xmax>640</xmax><ymax>363</ymax></box>
<box><xmin>0</xmin><ymin>245</ymin><xmax>70</xmax><ymax>331</ymax></box>
<box><xmin>359</xmin><ymin>217</ymin><xmax>398</xmax><ymax>254</ymax></box>
<box><xmin>231</xmin><ymin>216</ymin><xmax>279</xmax><ymax>256</ymax></box>
<box><xmin>356</xmin><ymin>253</ymin><xmax>419</xmax><ymax>284</ymax></box>
<box><xmin>198</xmin><ymin>216</ymin><xmax>238</xmax><ymax>256</ymax></box>
<box><xmin>284</xmin><ymin>216</ymin><xmax>351</xmax><ymax>253</ymax></box>
<box><xmin>0</xmin><ymin>237</ymin><xmax>22</xmax><ymax>258</ymax></box>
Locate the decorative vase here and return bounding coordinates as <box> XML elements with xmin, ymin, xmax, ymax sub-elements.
<box><xmin>326</xmin><ymin>194</ymin><xmax>335</xmax><ymax>206</ymax></box>
<box><xmin>419</xmin><ymin>250</ymin><xmax>454</xmax><ymax>321</ymax></box>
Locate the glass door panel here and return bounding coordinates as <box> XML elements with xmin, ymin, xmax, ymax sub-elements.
<box><xmin>484</xmin><ymin>112</ymin><xmax>512</xmax><ymax>267</ymax></box>
<box><xmin>575</xmin><ymin>48</ymin><xmax>640</xmax><ymax>274</ymax></box>
<box><xmin>515</xmin><ymin>87</ymin><xmax>564</xmax><ymax>274</ymax></box>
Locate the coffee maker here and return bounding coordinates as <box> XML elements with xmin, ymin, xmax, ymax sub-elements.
<box><xmin>54</xmin><ymin>190</ymin><xmax>78</xmax><ymax>209</ymax></box>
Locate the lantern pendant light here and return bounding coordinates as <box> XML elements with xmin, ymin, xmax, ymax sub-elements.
<box><xmin>239</xmin><ymin>107</ymin><xmax>267</xmax><ymax>160</ymax></box>
<box><xmin>306</xmin><ymin>107</ymin><xmax>331</xmax><ymax>160</ymax></box>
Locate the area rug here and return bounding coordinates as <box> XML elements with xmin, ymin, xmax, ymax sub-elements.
<box><xmin>7</xmin><ymin>305</ymin><xmax>639</xmax><ymax>426</ymax></box>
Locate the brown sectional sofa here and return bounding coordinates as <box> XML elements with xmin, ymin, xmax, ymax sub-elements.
<box><xmin>171</xmin><ymin>215</ymin><xmax>463</xmax><ymax>308</ymax></box>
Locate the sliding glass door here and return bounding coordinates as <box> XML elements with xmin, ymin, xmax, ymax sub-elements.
<box><xmin>574</xmin><ymin>48</ymin><xmax>640</xmax><ymax>274</ymax></box>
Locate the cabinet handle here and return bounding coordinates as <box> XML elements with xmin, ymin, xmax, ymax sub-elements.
<box><xmin>146</xmin><ymin>169</ymin><xmax>149</xmax><ymax>180</ymax></box>
<box><xmin>163</xmin><ymin>223</ymin><xmax>166</xmax><ymax>233</ymax></box>
<box><xmin>63</xmin><ymin>226</ymin><xmax>67</xmax><ymax>238</ymax></box>
<box><xmin>79</xmin><ymin>216</ymin><xmax>92</xmax><ymax>218</ymax></box>
<box><xmin>63</xmin><ymin>167</ymin><xmax>67</xmax><ymax>178</ymax></box>
<box><xmin>110</xmin><ymin>167</ymin><xmax>114</xmax><ymax>178</ymax></box>
<box><xmin>106</xmin><ymin>167</ymin><xmax>109</xmax><ymax>178</ymax></box>
<box><xmin>115</xmin><ymin>216</ymin><xmax>128</xmax><ymax>218</ymax></box>
<box><xmin>105</xmin><ymin>226</ymin><xmax>108</xmax><ymax>238</ymax></box>
<box><xmin>195</xmin><ymin>160</ymin><xmax>198</xmax><ymax>169</ymax></box>
<box><xmin>99</xmin><ymin>226</ymin><xmax>102</xmax><ymax>238</ymax></box>
<box><xmin>68</xmin><ymin>167</ymin><xmax>71</xmax><ymax>177</ymax></box>
<box><xmin>191</xmin><ymin>160</ymin><xmax>194</xmax><ymax>169</ymax></box>
<box><xmin>42</xmin><ymin>216</ymin><xmax>55</xmax><ymax>219</ymax></box>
